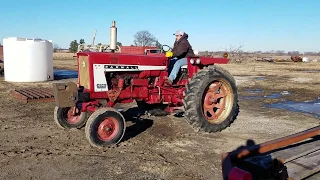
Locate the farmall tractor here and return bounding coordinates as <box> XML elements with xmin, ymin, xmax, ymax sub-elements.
<box><xmin>53</xmin><ymin>21</ymin><xmax>239</xmax><ymax>148</ymax></box>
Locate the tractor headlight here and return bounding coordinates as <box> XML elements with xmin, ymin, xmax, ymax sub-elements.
<box><xmin>196</xmin><ymin>58</ymin><xmax>201</xmax><ymax>64</ymax></box>
<box><xmin>190</xmin><ymin>58</ymin><xmax>195</xmax><ymax>64</ymax></box>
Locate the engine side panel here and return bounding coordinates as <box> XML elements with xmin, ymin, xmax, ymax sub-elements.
<box><xmin>92</xmin><ymin>63</ymin><xmax>166</xmax><ymax>92</ymax></box>
<box><xmin>93</xmin><ymin>64</ymin><xmax>108</xmax><ymax>92</ymax></box>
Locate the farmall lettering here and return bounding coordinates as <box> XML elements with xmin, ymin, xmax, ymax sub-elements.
<box><xmin>52</xmin><ymin>21</ymin><xmax>238</xmax><ymax>148</ymax></box>
<box><xmin>104</xmin><ymin>65</ymin><xmax>139</xmax><ymax>70</ymax></box>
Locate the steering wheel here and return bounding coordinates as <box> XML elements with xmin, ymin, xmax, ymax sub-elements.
<box><xmin>161</xmin><ymin>45</ymin><xmax>172</xmax><ymax>53</ymax></box>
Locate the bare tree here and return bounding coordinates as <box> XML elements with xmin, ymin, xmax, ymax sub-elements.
<box><xmin>288</xmin><ymin>51</ymin><xmax>300</xmax><ymax>55</ymax></box>
<box><xmin>53</xmin><ymin>43</ymin><xmax>60</xmax><ymax>52</ymax></box>
<box><xmin>276</xmin><ymin>50</ymin><xmax>285</xmax><ymax>55</ymax></box>
<box><xmin>224</xmin><ymin>43</ymin><xmax>245</xmax><ymax>63</ymax></box>
<box><xmin>133</xmin><ymin>30</ymin><xmax>157</xmax><ymax>46</ymax></box>
<box><xmin>116</xmin><ymin>42</ymin><xmax>122</xmax><ymax>46</ymax></box>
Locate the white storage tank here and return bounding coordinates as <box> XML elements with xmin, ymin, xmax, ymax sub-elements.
<box><xmin>3</xmin><ymin>37</ymin><xmax>53</xmax><ymax>82</ymax></box>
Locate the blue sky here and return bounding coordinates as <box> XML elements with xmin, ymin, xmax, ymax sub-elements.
<box><xmin>0</xmin><ymin>0</ymin><xmax>319</xmax><ymax>52</ymax></box>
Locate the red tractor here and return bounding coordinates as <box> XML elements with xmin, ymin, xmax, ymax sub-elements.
<box><xmin>52</xmin><ymin>21</ymin><xmax>239</xmax><ymax>148</ymax></box>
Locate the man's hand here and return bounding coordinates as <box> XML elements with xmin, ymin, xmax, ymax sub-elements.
<box><xmin>165</xmin><ymin>51</ymin><xmax>173</xmax><ymax>58</ymax></box>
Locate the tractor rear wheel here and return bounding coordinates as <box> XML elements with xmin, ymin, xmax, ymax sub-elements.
<box><xmin>183</xmin><ymin>65</ymin><xmax>239</xmax><ymax>132</ymax></box>
<box><xmin>85</xmin><ymin>108</ymin><xmax>126</xmax><ymax>148</ymax></box>
<box><xmin>54</xmin><ymin>106</ymin><xmax>88</xmax><ymax>129</ymax></box>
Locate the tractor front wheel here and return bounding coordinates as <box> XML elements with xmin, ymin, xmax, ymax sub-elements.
<box><xmin>85</xmin><ymin>108</ymin><xmax>126</xmax><ymax>148</ymax></box>
<box><xmin>54</xmin><ymin>106</ymin><xmax>88</xmax><ymax>129</ymax></box>
<box><xmin>183</xmin><ymin>65</ymin><xmax>239</xmax><ymax>132</ymax></box>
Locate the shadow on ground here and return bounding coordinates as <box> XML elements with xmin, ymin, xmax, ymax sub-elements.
<box><xmin>120</xmin><ymin>107</ymin><xmax>154</xmax><ymax>142</ymax></box>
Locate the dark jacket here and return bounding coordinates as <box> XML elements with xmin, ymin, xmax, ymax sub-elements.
<box><xmin>172</xmin><ymin>33</ymin><xmax>195</xmax><ymax>59</ymax></box>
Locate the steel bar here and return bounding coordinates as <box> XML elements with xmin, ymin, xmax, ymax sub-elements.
<box><xmin>230</xmin><ymin>126</ymin><xmax>320</xmax><ymax>160</ymax></box>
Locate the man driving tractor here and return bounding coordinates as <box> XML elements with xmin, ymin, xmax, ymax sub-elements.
<box><xmin>165</xmin><ymin>30</ymin><xmax>195</xmax><ymax>84</ymax></box>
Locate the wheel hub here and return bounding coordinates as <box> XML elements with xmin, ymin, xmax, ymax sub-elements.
<box><xmin>66</xmin><ymin>107</ymin><xmax>82</xmax><ymax>124</ymax></box>
<box><xmin>203</xmin><ymin>81</ymin><xmax>229</xmax><ymax>123</ymax></box>
<box><xmin>97</xmin><ymin>117</ymin><xmax>119</xmax><ymax>141</ymax></box>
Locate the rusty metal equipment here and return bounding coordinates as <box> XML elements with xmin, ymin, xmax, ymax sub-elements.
<box><xmin>0</xmin><ymin>45</ymin><xmax>3</xmax><ymax>61</ymax></box>
<box><xmin>222</xmin><ymin>125</ymin><xmax>320</xmax><ymax>180</ymax></box>
<box><xmin>0</xmin><ymin>60</ymin><xmax>3</xmax><ymax>76</ymax></box>
<box><xmin>10</xmin><ymin>87</ymin><xmax>55</xmax><ymax>103</ymax></box>
<box><xmin>291</xmin><ymin>56</ymin><xmax>303</xmax><ymax>62</ymax></box>
<box><xmin>0</xmin><ymin>47</ymin><xmax>4</xmax><ymax>75</ymax></box>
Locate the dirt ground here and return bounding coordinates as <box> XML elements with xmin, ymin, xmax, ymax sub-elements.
<box><xmin>0</xmin><ymin>60</ymin><xmax>319</xmax><ymax>180</ymax></box>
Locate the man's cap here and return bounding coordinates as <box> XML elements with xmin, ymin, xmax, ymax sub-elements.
<box><xmin>173</xmin><ymin>30</ymin><xmax>184</xmax><ymax>36</ymax></box>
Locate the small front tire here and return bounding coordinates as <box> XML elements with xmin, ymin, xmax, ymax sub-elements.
<box><xmin>54</xmin><ymin>106</ymin><xmax>88</xmax><ymax>129</ymax></box>
<box><xmin>85</xmin><ymin>108</ymin><xmax>126</xmax><ymax>148</ymax></box>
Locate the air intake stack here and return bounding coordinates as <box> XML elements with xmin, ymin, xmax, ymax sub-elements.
<box><xmin>110</xmin><ymin>21</ymin><xmax>117</xmax><ymax>52</ymax></box>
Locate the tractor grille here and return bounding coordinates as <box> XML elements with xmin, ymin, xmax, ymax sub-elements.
<box><xmin>78</xmin><ymin>55</ymin><xmax>90</xmax><ymax>89</ymax></box>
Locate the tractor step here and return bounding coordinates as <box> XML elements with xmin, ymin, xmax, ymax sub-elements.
<box><xmin>10</xmin><ymin>87</ymin><xmax>55</xmax><ymax>103</ymax></box>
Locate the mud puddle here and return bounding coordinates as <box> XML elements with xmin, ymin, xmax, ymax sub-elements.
<box><xmin>256</xmin><ymin>77</ymin><xmax>265</xmax><ymax>80</ymax></box>
<box><xmin>242</xmin><ymin>88</ymin><xmax>320</xmax><ymax>118</ymax></box>
<box><xmin>265</xmin><ymin>98</ymin><xmax>320</xmax><ymax>118</ymax></box>
<box><xmin>54</xmin><ymin>69</ymin><xmax>78</xmax><ymax>80</ymax></box>
<box><xmin>246</xmin><ymin>89</ymin><xmax>262</xmax><ymax>93</ymax></box>
<box><xmin>242</xmin><ymin>89</ymin><xmax>290</xmax><ymax>100</ymax></box>
<box><xmin>295</xmin><ymin>69</ymin><xmax>320</xmax><ymax>73</ymax></box>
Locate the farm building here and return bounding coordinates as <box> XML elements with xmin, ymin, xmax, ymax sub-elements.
<box><xmin>0</xmin><ymin>45</ymin><xmax>3</xmax><ymax>60</ymax></box>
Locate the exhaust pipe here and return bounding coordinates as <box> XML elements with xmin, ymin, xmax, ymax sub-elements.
<box><xmin>110</xmin><ymin>21</ymin><xmax>117</xmax><ymax>52</ymax></box>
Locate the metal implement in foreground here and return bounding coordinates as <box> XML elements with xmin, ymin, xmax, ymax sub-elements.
<box><xmin>222</xmin><ymin>125</ymin><xmax>320</xmax><ymax>180</ymax></box>
<box><xmin>52</xmin><ymin>21</ymin><xmax>239</xmax><ymax>148</ymax></box>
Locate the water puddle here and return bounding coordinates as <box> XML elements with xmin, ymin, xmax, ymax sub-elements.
<box><xmin>296</xmin><ymin>69</ymin><xmax>320</xmax><ymax>73</ymax></box>
<box><xmin>246</xmin><ymin>89</ymin><xmax>262</xmax><ymax>93</ymax></box>
<box><xmin>264</xmin><ymin>93</ymin><xmax>282</xmax><ymax>99</ymax></box>
<box><xmin>243</xmin><ymin>88</ymin><xmax>319</xmax><ymax>117</ymax></box>
<box><xmin>242</xmin><ymin>93</ymin><xmax>282</xmax><ymax>100</ymax></box>
<box><xmin>242</xmin><ymin>89</ymin><xmax>290</xmax><ymax>100</ymax></box>
<box><xmin>54</xmin><ymin>69</ymin><xmax>78</xmax><ymax>80</ymax></box>
<box><xmin>265</xmin><ymin>98</ymin><xmax>320</xmax><ymax>117</ymax></box>
<box><xmin>256</xmin><ymin>77</ymin><xmax>265</xmax><ymax>80</ymax></box>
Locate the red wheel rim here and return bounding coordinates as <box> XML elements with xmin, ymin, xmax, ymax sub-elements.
<box><xmin>97</xmin><ymin>117</ymin><xmax>120</xmax><ymax>141</ymax></box>
<box><xmin>63</xmin><ymin>107</ymin><xmax>83</xmax><ymax>124</ymax></box>
<box><xmin>202</xmin><ymin>80</ymin><xmax>233</xmax><ymax>124</ymax></box>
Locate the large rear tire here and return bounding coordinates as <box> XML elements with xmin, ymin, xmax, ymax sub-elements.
<box><xmin>54</xmin><ymin>106</ymin><xmax>88</xmax><ymax>129</ymax></box>
<box><xmin>183</xmin><ymin>65</ymin><xmax>239</xmax><ymax>132</ymax></box>
<box><xmin>85</xmin><ymin>108</ymin><xmax>126</xmax><ymax>148</ymax></box>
